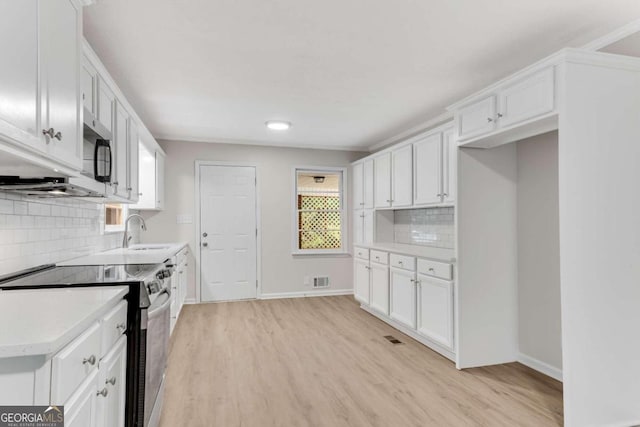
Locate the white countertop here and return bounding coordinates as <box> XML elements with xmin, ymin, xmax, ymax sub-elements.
<box><xmin>355</xmin><ymin>242</ymin><xmax>456</xmax><ymax>262</ymax></box>
<box><xmin>0</xmin><ymin>286</ymin><xmax>128</xmax><ymax>359</ymax></box>
<box><xmin>57</xmin><ymin>242</ymin><xmax>188</xmax><ymax>266</ymax></box>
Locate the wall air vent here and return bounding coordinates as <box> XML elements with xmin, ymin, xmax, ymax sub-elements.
<box><xmin>313</xmin><ymin>276</ymin><xmax>330</xmax><ymax>288</ymax></box>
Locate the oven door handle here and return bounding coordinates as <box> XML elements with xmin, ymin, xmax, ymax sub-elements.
<box><xmin>148</xmin><ymin>288</ymin><xmax>171</xmax><ymax>319</ymax></box>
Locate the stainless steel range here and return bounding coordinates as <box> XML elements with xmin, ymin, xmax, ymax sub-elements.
<box><xmin>0</xmin><ymin>263</ymin><xmax>175</xmax><ymax>427</ymax></box>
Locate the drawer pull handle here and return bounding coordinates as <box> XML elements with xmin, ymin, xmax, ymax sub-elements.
<box><xmin>116</xmin><ymin>323</ymin><xmax>126</xmax><ymax>332</ymax></box>
<box><xmin>106</xmin><ymin>377</ymin><xmax>117</xmax><ymax>386</ymax></box>
<box><xmin>97</xmin><ymin>388</ymin><xmax>109</xmax><ymax>397</ymax></box>
<box><xmin>83</xmin><ymin>355</ymin><xmax>97</xmax><ymax>366</ymax></box>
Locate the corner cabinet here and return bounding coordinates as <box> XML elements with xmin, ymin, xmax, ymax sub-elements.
<box><xmin>0</xmin><ymin>0</ymin><xmax>82</xmax><ymax>171</ymax></box>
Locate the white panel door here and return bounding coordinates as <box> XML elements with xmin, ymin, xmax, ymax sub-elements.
<box><xmin>352</xmin><ymin>162</ymin><xmax>364</xmax><ymax>209</ymax></box>
<box><xmin>113</xmin><ymin>102</ymin><xmax>129</xmax><ymax>197</ymax></box>
<box><xmin>363</xmin><ymin>159</ymin><xmax>374</xmax><ymax>209</ymax></box>
<box><xmin>413</xmin><ymin>133</ymin><xmax>442</xmax><ymax>206</ymax></box>
<box><xmin>0</xmin><ymin>0</ymin><xmax>41</xmax><ymax>150</ymax></box>
<box><xmin>40</xmin><ymin>0</ymin><xmax>81</xmax><ymax>168</ymax></box>
<box><xmin>353</xmin><ymin>210</ymin><xmax>364</xmax><ymax>244</ymax></box>
<box><xmin>200</xmin><ymin>165</ymin><xmax>257</xmax><ymax>302</ymax></box>
<box><xmin>497</xmin><ymin>67</ymin><xmax>555</xmax><ymax>128</ymax></box>
<box><xmin>362</xmin><ymin>209</ymin><xmax>374</xmax><ymax>244</ymax></box>
<box><xmin>374</xmin><ymin>153</ymin><xmax>392</xmax><ymax>208</ymax></box>
<box><xmin>370</xmin><ymin>262</ymin><xmax>389</xmax><ymax>315</ymax></box>
<box><xmin>391</xmin><ymin>145</ymin><xmax>413</xmax><ymax>207</ymax></box>
<box><xmin>457</xmin><ymin>95</ymin><xmax>496</xmax><ymax>141</ymax></box>
<box><xmin>96</xmin><ymin>337</ymin><xmax>126</xmax><ymax>427</ymax></box>
<box><xmin>354</xmin><ymin>258</ymin><xmax>370</xmax><ymax>305</ymax></box>
<box><xmin>417</xmin><ymin>274</ymin><xmax>454</xmax><ymax>350</ymax></box>
<box><xmin>442</xmin><ymin>128</ymin><xmax>456</xmax><ymax>204</ymax></box>
<box><xmin>390</xmin><ymin>267</ymin><xmax>416</xmax><ymax>329</ymax></box>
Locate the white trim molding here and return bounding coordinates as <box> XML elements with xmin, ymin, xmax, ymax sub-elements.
<box><xmin>259</xmin><ymin>289</ymin><xmax>353</xmax><ymax>300</ymax></box>
<box><xmin>518</xmin><ymin>353</ymin><xmax>563</xmax><ymax>382</ymax></box>
<box><xmin>581</xmin><ymin>18</ymin><xmax>640</xmax><ymax>52</ymax></box>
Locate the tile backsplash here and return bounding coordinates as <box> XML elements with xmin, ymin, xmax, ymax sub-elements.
<box><xmin>0</xmin><ymin>192</ymin><xmax>129</xmax><ymax>276</ymax></box>
<box><xmin>394</xmin><ymin>207</ymin><xmax>455</xmax><ymax>249</ymax></box>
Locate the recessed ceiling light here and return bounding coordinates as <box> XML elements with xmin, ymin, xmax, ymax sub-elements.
<box><xmin>265</xmin><ymin>120</ymin><xmax>291</xmax><ymax>131</ymax></box>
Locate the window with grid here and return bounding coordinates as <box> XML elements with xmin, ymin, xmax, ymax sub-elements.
<box><xmin>104</xmin><ymin>203</ymin><xmax>128</xmax><ymax>233</ymax></box>
<box><xmin>294</xmin><ymin>168</ymin><xmax>346</xmax><ymax>253</ymax></box>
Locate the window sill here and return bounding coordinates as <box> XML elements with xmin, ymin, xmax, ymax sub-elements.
<box><xmin>292</xmin><ymin>250</ymin><xmax>351</xmax><ymax>257</ymax></box>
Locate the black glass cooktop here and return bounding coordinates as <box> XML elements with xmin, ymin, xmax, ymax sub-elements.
<box><xmin>0</xmin><ymin>264</ymin><xmax>159</xmax><ymax>290</ymax></box>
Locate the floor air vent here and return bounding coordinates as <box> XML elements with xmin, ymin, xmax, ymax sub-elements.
<box><xmin>313</xmin><ymin>276</ymin><xmax>330</xmax><ymax>288</ymax></box>
<box><xmin>384</xmin><ymin>335</ymin><xmax>403</xmax><ymax>344</ymax></box>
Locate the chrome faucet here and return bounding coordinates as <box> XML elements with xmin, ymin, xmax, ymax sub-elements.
<box><xmin>123</xmin><ymin>214</ymin><xmax>147</xmax><ymax>248</ymax></box>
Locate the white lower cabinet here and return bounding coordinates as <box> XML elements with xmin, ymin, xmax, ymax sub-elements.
<box><xmin>370</xmin><ymin>261</ymin><xmax>389</xmax><ymax>315</ymax></box>
<box><xmin>389</xmin><ymin>267</ymin><xmax>417</xmax><ymax>329</ymax></box>
<box><xmin>354</xmin><ymin>258</ymin><xmax>370</xmax><ymax>305</ymax></box>
<box><xmin>417</xmin><ymin>274</ymin><xmax>454</xmax><ymax>350</ymax></box>
<box><xmin>64</xmin><ymin>369</ymin><xmax>99</xmax><ymax>427</ymax></box>
<box><xmin>96</xmin><ymin>337</ymin><xmax>127</xmax><ymax>427</ymax></box>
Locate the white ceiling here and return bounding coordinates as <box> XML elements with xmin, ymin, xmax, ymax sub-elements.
<box><xmin>83</xmin><ymin>1</ymin><xmax>640</xmax><ymax>151</ymax></box>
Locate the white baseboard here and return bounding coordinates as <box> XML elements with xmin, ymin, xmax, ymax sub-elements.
<box><xmin>518</xmin><ymin>353</ymin><xmax>563</xmax><ymax>382</ymax></box>
<box><xmin>184</xmin><ymin>298</ymin><xmax>197</xmax><ymax>305</ymax></box>
<box><xmin>259</xmin><ymin>289</ymin><xmax>353</xmax><ymax>300</ymax></box>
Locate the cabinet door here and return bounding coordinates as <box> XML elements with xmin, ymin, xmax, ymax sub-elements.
<box><xmin>354</xmin><ymin>259</ymin><xmax>370</xmax><ymax>305</ymax></box>
<box><xmin>442</xmin><ymin>128</ymin><xmax>456</xmax><ymax>204</ymax></box>
<box><xmin>352</xmin><ymin>162</ymin><xmax>364</xmax><ymax>209</ymax></box>
<box><xmin>96</xmin><ymin>336</ymin><xmax>126</xmax><ymax>427</ymax></box>
<box><xmin>363</xmin><ymin>159</ymin><xmax>374</xmax><ymax>209</ymax></box>
<box><xmin>413</xmin><ymin>133</ymin><xmax>442</xmax><ymax>206</ymax></box>
<box><xmin>391</xmin><ymin>145</ymin><xmax>413</xmax><ymax>207</ymax></box>
<box><xmin>128</xmin><ymin>120</ymin><xmax>139</xmax><ymax>202</ymax></box>
<box><xmin>64</xmin><ymin>369</ymin><xmax>98</xmax><ymax>427</ymax></box>
<box><xmin>370</xmin><ymin>262</ymin><xmax>389</xmax><ymax>315</ymax></box>
<box><xmin>390</xmin><ymin>267</ymin><xmax>416</xmax><ymax>329</ymax></box>
<box><xmin>97</xmin><ymin>78</ymin><xmax>115</xmax><ymax>134</ymax></box>
<box><xmin>457</xmin><ymin>95</ymin><xmax>496</xmax><ymax>141</ymax></box>
<box><xmin>417</xmin><ymin>274</ymin><xmax>454</xmax><ymax>350</ymax></box>
<box><xmin>362</xmin><ymin>209</ymin><xmax>374</xmax><ymax>245</ymax></box>
<box><xmin>373</xmin><ymin>152</ymin><xmax>392</xmax><ymax>208</ymax></box>
<box><xmin>40</xmin><ymin>0</ymin><xmax>82</xmax><ymax>169</ymax></box>
<box><xmin>81</xmin><ymin>59</ymin><xmax>97</xmax><ymax>116</ymax></box>
<box><xmin>132</xmin><ymin>143</ymin><xmax>156</xmax><ymax>209</ymax></box>
<box><xmin>497</xmin><ymin>67</ymin><xmax>555</xmax><ymax>128</ymax></box>
<box><xmin>353</xmin><ymin>210</ymin><xmax>364</xmax><ymax>244</ymax></box>
<box><xmin>0</xmin><ymin>1</ymin><xmax>42</xmax><ymax>150</ymax></box>
<box><xmin>155</xmin><ymin>151</ymin><xmax>165</xmax><ymax>209</ymax></box>
<box><xmin>113</xmin><ymin>102</ymin><xmax>129</xmax><ymax>197</ymax></box>
<box><xmin>179</xmin><ymin>263</ymin><xmax>188</xmax><ymax>306</ymax></box>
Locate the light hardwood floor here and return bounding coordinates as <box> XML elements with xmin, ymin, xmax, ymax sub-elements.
<box><xmin>159</xmin><ymin>296</ymin><xmax>563</xmax><ymax>427</ymax></box>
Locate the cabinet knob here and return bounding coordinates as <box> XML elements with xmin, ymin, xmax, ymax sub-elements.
<box><xmin>53</xmin><ymin>131</ymin><xmax>62</xmax><ymax>141</ymax></box>
<box><xmin>487</xmin><ymin>117</ymin><xmax>493</xmax><ymax>122</ymax></box>
<box><xmin>202</xmin><ymin>242</ymin><xmax>208</xmax><ymax>247</ymax></box>
<box><xmin>113</xmin><ymin>181</ymin><xmax>119</xmax><ymax>186</ymax></box>
<box><xmin>497</xmin><ymin>113</ymin><xmax>503</xmax><ymax>118</ymax></box>
<box><xmin>106</xmin><ymin>377</ymin><xmax>117</xmax><ymax>386</ymax></box>
<box><xmin>428</xmin><ymin>268</ymin><xmax>435</xmax><ymax>273</ymax></box>
<box><xmin>82</xmin><ymin>355</ymin><xmax>97</xmax><ymax>366</ymax></box>
<box><xmin>42</xmin><ymin>128</ymin><xmax>55</xmax><ymax>139</ymax></box>
<box><xmin>116</xmin><ymin>323</ymin><xmax>126</xmax><ymax>332</ymax></box>
<box><xmin>398</xmin><ymin>261</ymin><xmax>403</xmax><ymax>265</ymax></box>
<box><xmin>97</xmin><ymin>388</ymin><xmax>109</xmax><ymax>397</ymax></box>
<box><xmin>127</xmin><ymin>187</ymin><xmax>133</xmax><ymax>191</ymax></box>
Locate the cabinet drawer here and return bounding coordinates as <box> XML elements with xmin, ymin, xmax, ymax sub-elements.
<box><xmin>370</xmin><ymin>250</ymin><xmax>388</xmax><ymax>265</ymax></box>
<box><xmin>51</xmin><ymin>322</ymin><xmax>102</xmax><ymax>404</ymax></box>
<box><xmin>417</xmin><ymin>259</ymin><xmax>453</xmax><ymax>280</ymax></box>
<box><xmin>390</xmin><ymin>253</ymin><xmax>415</xmax><ymax>271</ymax></box>
<box><xmin>354</xmin><ymin>247</ymin><xmax>369</xmax><ymax>260</ymax></box>
<box><xmin>100</xmin><ymin>301</ymin><xmax>127</xmax><ymax>358</ymax></box>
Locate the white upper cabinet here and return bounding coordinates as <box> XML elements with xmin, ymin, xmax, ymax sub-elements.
<box><xmin>442</xmin><ymin>128</ymin><xmax>456</xmax><ymax>204</ymax></box>
<box><xmin>374</xmin><ymin>152</ymin><xmax>392</xmax><ymax>208</ymax></box>
<box><xmin>363</xmin><ymin>159</ymin><xmax>374</xmax><ymax>209</ymax></box>
<box><xmin>133</xmin><ymin>142</ymin><xmax>165</xmax><ymax>210</ymax></box>
<box><xmin>155</xmin><ymin>151</ymin><xmax>166</xmax><ymax>210</ymax></box>
<box><xmin>413</xmin><ymin>133</ymin><xmax>442</xmax><ymax>206</ymax></box>
<box><xmin>391</xmin><ymin>145</ymin><xmax>413</xmax><ymax>208</ymax></box>
<box><xmin>352</xmin><ymin>162</ymin><xmax>364</xmax><ymax>209</ymax></box>
<box><xmin>457</xmin><ymin>96</ymin><xmax>497</xmax><ymax>141</ymax></box>
<box><xmin>113</xmin><ymin>102</ymin><xmax>129</xmax><ymax>198</ymax></box>
<box><xmin>81</xmin><ymin>59</ymin><xmax>97</xmax><ymax>116</ymax></box>
<box><xmin>97</xmin><ymin>78</ymin><xmax>115</xmax><ymax>134</ymax></box>
<box><xmin>39</xmin><ymin>0</ymin><xmax>82</xmax><ymax>169</ymax></box>
<box><xmin>0</xmin><ymin>1</ymin><xmax>41</xmax><ymax>151</ymax></box>
<box><xmin>362</xmin><ymin>209</ymin><xmax>374</xmax><ymax>244</ymax></box>
<box><xmin>497</xmin><ymin>67</ymin><xmax>555</xmax><ymax>128</ymax></box>
<box><xmin>454</xmin><ymin>66</ymin><xmax>556</xmax><ymax>143</ymax></box>
<box><xmin>128</xmin><ymin>120</ymin><xmax>139</xmax><ymax>202</ymax></box>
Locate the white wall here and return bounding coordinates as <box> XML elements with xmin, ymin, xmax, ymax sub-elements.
<box><xmin>516</xmin><ymin>132</ymin><xmax>562</xmax><ymax>375</ymax></box>
<box><xmin>139</xmin><ymin>139</ymin><xmax>367</xmax><ymax>300</ymax></box>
